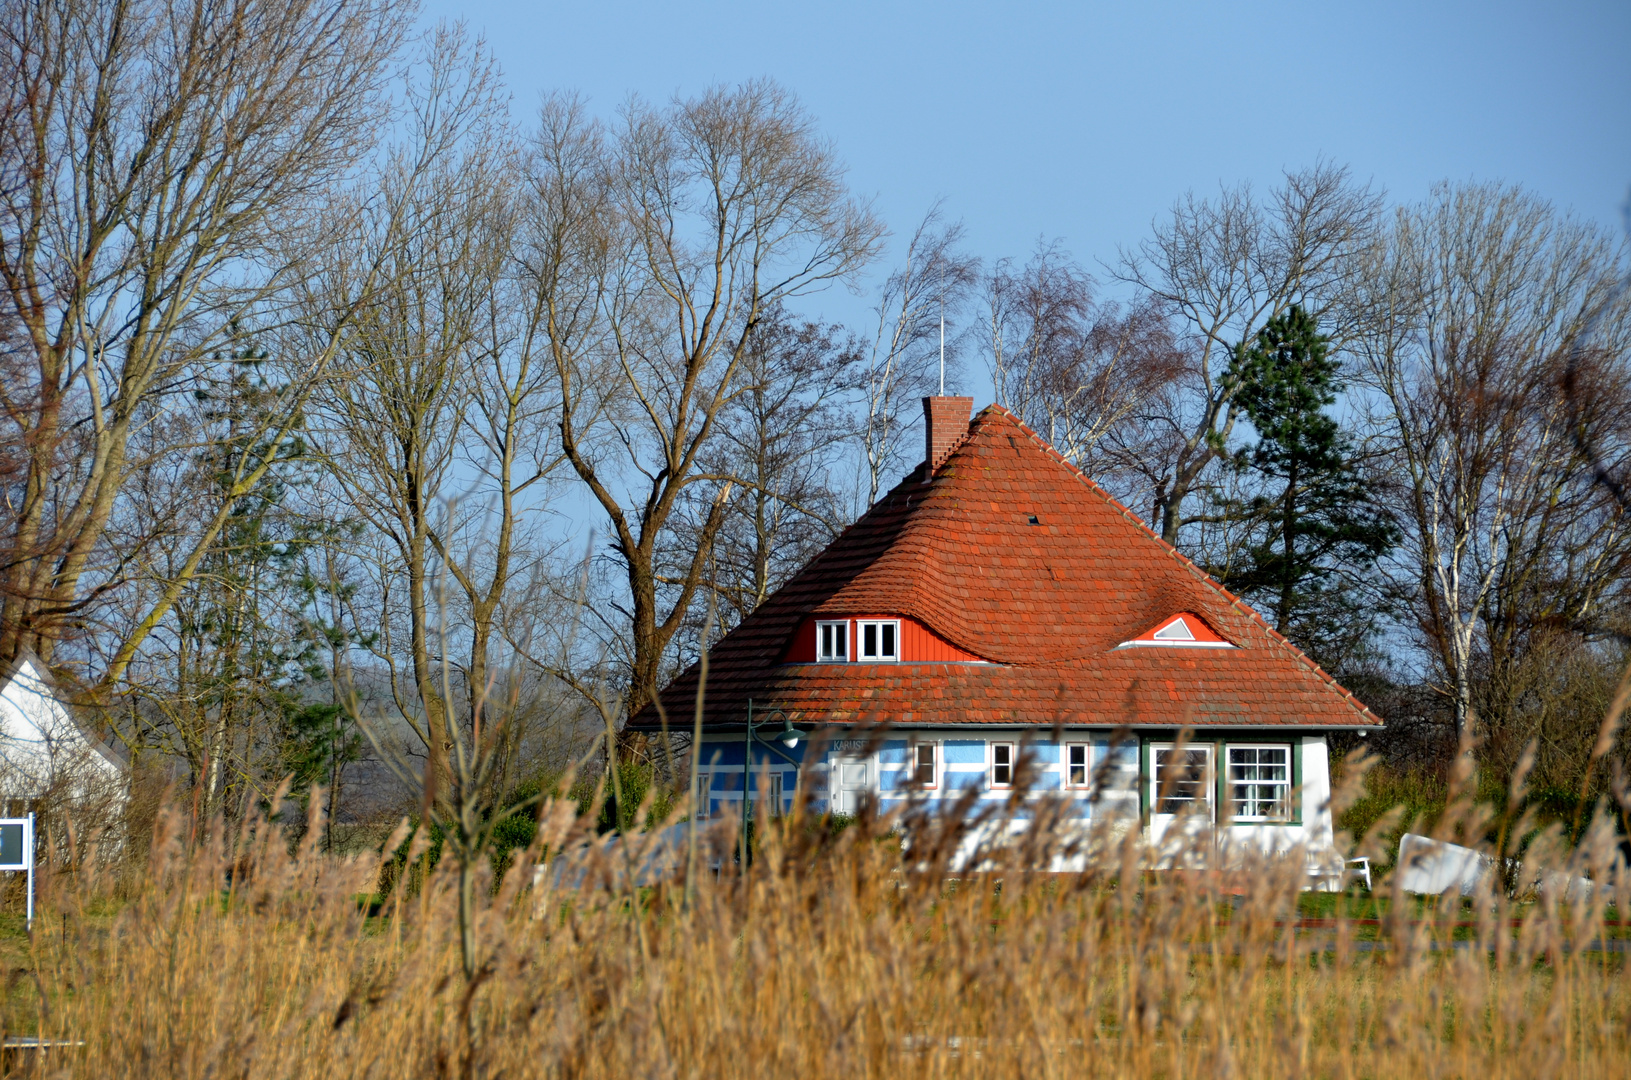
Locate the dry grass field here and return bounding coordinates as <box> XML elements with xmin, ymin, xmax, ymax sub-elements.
<box><xmin>1</xmin><ymin>783</ymin><xmax>1627</xmax><ymax>1080</ymax></box>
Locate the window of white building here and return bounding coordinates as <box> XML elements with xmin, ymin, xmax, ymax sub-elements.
<box><xmin>693</xmin><ymin>769</ymin><xmax>713</xmax><ymax>819</ymax></box>
<box><xmin>1151</xmin><ymin>744</ymin><xmax>1212</xmax><ymax>817</ymax></box>
<box><xmin>1227</xmin><ymin>745</ymin><xmax>1291</xmax><ymax>821</ymax></box>
<box><xmin>991</xmin><ymin>742</ymin><xmax>1015</xmax><ymax>788</ymax></box>
<box><xmin>910</xmin><ymin>741</ymin><xmax>937</xmax><ymax>787</ymax></box>
<box><xmin>1066</xmin><ymin>743</ymin><xmax>1090</xmax><ymax>788</ymax></box>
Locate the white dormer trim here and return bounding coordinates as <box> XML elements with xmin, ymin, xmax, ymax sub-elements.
<box><xmin>1116</xmin><ymin>640</ymin><xmax>1235</xmax><ymax>649</ymax></box>
<box><xmin>1115</xmin><ymin>613</ymin><xmax>1236</xmax><ymax>650</ymax></box>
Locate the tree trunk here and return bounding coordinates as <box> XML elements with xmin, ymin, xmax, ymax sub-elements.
<box><xmin>1277</xmin><ymin>456</ymin><xmax>1299</xmax><ymax>631</ymax></box>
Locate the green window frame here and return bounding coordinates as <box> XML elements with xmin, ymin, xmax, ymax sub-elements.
<box><xmin>1218</xmin><ymin>743</ymin><xmax>1299</xmax><ymax>823</ymax></box>
<box><xmin>1140</xmin><ymin>736</ymin><xmax>1305</xmax><ymax>825</ymax></box>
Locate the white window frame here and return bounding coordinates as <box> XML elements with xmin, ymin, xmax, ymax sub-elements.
<box><xmin>1225</xmin><ymin>744</ymin><xmax>1292</xmax><ymax>822</ymax></box>
<box><xmin>1150</xmin><ymin>743</ymin><xmax>1213</xmax><ymax>820</ymax></box>
<box><xmin>816</xmin><ymin>620</ymin><xmax>849</xmax><ymax>663</ymax></box>
<box><xmin>754</xmin><ymin>772</ymin><xmax>785</xmax><ymax>820</ymax></box>
<box><xmin>1065</xmin><ymin>743</ymin><xmax>1090</xmax><ymax>789</ymax></box>
<box><xmin>910</xmin><ymin>740</ymin><xmax>938</xmax><ymax>789</ymax></box>
<box><xmin>693</xmin><ymin>768</ymin><xmax>714</xmax><ymax>819</ymax></box>
<box><xmin>990</xmin><ymin>742</ymin><xmax>1015</xmax><ymax>789</ymax></box>
<box><xmin>856</xmin><ymin>618</ymin><xmax>900</xmax><ymax>662</ymax></box>
<box><xmin>829</xmin><ymin>754</ymin><xmax>873</xmax><ymax>816</ymax></box>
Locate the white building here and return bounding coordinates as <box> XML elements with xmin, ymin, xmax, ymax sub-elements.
<box><xmin>0</xmin><ymin>653</ymin><xmax>127</xmax><ymax>811</ymax></box>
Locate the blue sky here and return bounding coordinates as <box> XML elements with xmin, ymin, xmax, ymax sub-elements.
<box><xmin>423</xmin><ymin>0</ymin><xmax>1629</xmax><ymax>363</ymax></box>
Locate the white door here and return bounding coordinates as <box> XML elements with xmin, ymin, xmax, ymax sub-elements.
<box><xmin>1149</xmin><ymin>744</ymin><xmax>1213</xmax><ymax>852</ymax></box>
<box><xmin>830</xmin><ymin>755</ymin><xmax>873</xmax><ymax>815</ymax></box>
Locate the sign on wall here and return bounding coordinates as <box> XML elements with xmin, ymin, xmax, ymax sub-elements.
<box><xmin>0</xmin><ymin>816</ymin><xmax>34</xmax><ymax>925</ymax></box>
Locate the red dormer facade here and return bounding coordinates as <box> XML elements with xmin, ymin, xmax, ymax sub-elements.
<box><xmin>781</xmin><ymin>615</ymin><xmax>987</xmax><ymax>664</ymax></box>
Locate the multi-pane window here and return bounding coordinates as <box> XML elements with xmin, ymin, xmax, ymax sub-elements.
<box><xmin>745</xmin><ymin>771</ymin><xmax>784</xmax><ymax>819</ymax></box>
<box><xmin>693</xmin><ymin>769</ymin><xmax>713</xmax><ymax>819</ymax></box>
<box><xmin>817</xmin><ymin>620</ymin><xmax>848</xmax><ymax>662</ymax></box>
<box><xmin>857</xmin><ymin>619</ymin><xmax>899</xmax><ymax>661</ymax></box>
<box><xmin>1151</xmin><ymin>745</ymin><xmax>1212</xmax><ymax>816</ymax></box>
<box><xmin>991</xmin><ymin>743</ymin><xmax>1015</xmax><ymax>788</ymax></box>
<box><xmin>1228</xmin><ymin>745</ymin><xmax>1291</xmax><ymax>820</ymax></box>
<box><xmin>911</xmin><ymin>742</ymin><xmax>937</xmax><ymax>787</ymax></box>
<box><xmin>755</xmin><ymin>772</ymin><xmax>784</xmax><ymax>819</ymax></box>
<box><xmin>1066</xmin><ymin>743</ymin><xmax>1089</xmax><ymax>788</ymax></box>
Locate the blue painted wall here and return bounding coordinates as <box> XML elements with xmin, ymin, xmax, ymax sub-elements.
<box><xmin>691</xmin><ymin>731</ymin><xmax>1140</xmax><ymax>821</ymax></box>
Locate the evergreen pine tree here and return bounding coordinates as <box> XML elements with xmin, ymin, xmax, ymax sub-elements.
<box><xmin>1218</xmin><ymin>307</ymin><xmax>1398</xmax><ymax>671</ymax></box>
<box><xmin>175</xmin><ymin>329</ymin><xmax>368</xmax><ymax>837</ymax></box>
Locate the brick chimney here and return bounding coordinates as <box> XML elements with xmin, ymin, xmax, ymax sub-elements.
<box><xmin>923</xmin><ymin>396</ymin><xmax>974</xmax><ymax>475</ymax></box>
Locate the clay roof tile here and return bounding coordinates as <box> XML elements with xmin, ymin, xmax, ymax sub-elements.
<box><xmin>632</xmin><ymin>405</ymin><xmax>1380</xmax><ymax>731</ymax></box>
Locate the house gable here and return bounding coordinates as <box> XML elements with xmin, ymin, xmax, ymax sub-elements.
<box><xmin>0</xmin><ymin>654</ymin><xmax>128</xmax><ymax>796</ymax></box>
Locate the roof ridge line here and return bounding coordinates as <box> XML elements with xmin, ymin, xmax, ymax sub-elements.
<box><xmin>977</xmin><ymin>404</ymin><xmax>1377</xmax><ymax>724</ymax></box>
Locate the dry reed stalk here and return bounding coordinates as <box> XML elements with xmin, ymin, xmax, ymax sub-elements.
<box><xmin>6</xmin><ymin>783</ymin><xmax>1628</xmax><ymax>1079</ymax></box>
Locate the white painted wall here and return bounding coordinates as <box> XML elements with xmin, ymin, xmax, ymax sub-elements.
<box><xmin>1211</xmin><ymin>736</ymin><xmax>1340</xmax><ymax>883</ymax></box>
<box><xmin>693</xmin><ymin>731</ymin><xmax>1344</xmax><ymax>884</ymax></box>
<box><xmin>0</xmin><ymin>656</ymin><xmax>126</xmax><ymax>804</ymax></box>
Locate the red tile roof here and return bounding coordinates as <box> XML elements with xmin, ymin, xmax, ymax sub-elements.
<box><xmin>631</xmin><ymin>404</ymin><xmax>1380</xmax><ymax>731</ymax></box>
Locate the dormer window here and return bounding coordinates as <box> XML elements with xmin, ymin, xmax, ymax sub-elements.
<box><xmin>817</xmin><ymin>620</ymin><xmax>849</xmax><ymax>662</ymax></box>
<box><xmin>1117</xmin><ymin>612</ymin><xmax>1234</xmax><ymax>649</ymax></box>
<box><xmin>1153</xmin><ymin>618</ymin><xmax>1196</xmax><ymax>641</ymax></box>
<box><xmin>857</xmin><ymin>619</ymin><xmax>899</xmax><ymax>661</ymax></box>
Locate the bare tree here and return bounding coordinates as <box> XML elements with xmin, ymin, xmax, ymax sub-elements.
<box><xmin>691</xmin><ymin>304</ymin><xmax>862</xmax><ymax>630</ymax></box>
<box><xmin>1357</xmin><ymin>182</ymin><xmax>1631</xmax><ymax>744</ymax></box>
<box><xmin>520</xmin><ymin>83</ymin><xmax>884</xmax><ymax>725</ymax></box>
<box><xmin>1113</xmin><ymin>162</ymin><xmax>1384</xmax><ymax>544</ymax></box>
<box><xmin>0</xmin><ymin>0</ymin><xmax>408</xmax><ymax>684</ymax></box>
<box><xmin>308</xmin><ymin>28</ymin><xmax>534</xmax><ymax>801</ymax></box>
<box><xmin>860</xmin><ymin>203</ymin><xmax>979</xmax><ymax>507</ymax></box>
<box><xmin>985</xmin><ymin>240</ymin><xmax>1182</xmax><ymax>468</ymax></box>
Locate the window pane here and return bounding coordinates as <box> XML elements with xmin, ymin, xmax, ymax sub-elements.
<box><xmin>837</xmin><ymin>624</ymin><xmax>846</xmax><ymax>655</ymax></box>
<box><xmin>694</xmin><ymin>772</ymin><xmax>712</xmax><ymax>818</ymax></box>
<box><xmin>914</xmin><ymin>744</ymin><xmax>934</xmax><ymax>784</ymax></box>
<box><xmin>820</xmin><ymin>624</ymin><xmax>833</xmax><ymax>657</ymax></box>
<box><xmin>1154</xmin><ymin>747</ymin><xmax>1209</xmax><ymax>813</ymax></box>
<box><xmin>882</xmin><ymin>622</ymin><xmax>896</xmax><ymax>658</ymax></box>
<box><xmin>1227</xmin><ymin>746</ymin><xmax>1289</xmax><ymax>818</ymax></box>
<box><xmin>864</xmin><ymin>623</ymin><xmax>878</xmax><ymax>658</ymax></box>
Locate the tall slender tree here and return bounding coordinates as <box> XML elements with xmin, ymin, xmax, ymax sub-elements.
<box><xmin>0</xmin><ymin>0</ymin><xmax>407</xmax><ymax>678</ymax></box>
<box><xmin>860</xmin><ymin>204</ymin><xmax>979</xmax><ymax>507</ymax></box>
<box><xmin>523</xmin><ymin>83</ymin><xmax>883</xmax><ymax>726</ymax></box>
<box><xmin>1113</xmin><ymin>163</ymin><xmax>1383</xmax><ymax>545</ymax></box>
<box><xmin>700</xmin><ymin>305</ymin><xmax>863</xmax><ymax>630</ymax></box>
<box><xmin>1358</xmin><ymin>182</ymin><xmax>1631</xmax><ymax>743</ymax></box>
<box><xmin>1216</xmin><ymin>307</ymin><xmax>1397</xmax><ymax>671</ymax></box>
